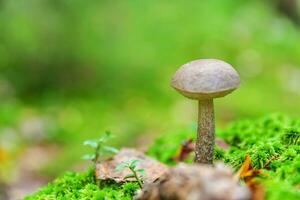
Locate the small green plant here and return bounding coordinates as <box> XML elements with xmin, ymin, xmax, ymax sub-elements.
<box><xmin>116</xmin><ymin>160</ymin><xmax>145</xmax><ymax>189</ymax></box>
<box><xmin>83</xmin><ymin>131</ymin><xmax>119</xmax><ymax>167</ymax></box>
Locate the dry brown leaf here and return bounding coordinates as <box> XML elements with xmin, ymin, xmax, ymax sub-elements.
<box><xmin>236</xmin><ymin>155</ymin><xmax>265</xmax><ymax>200</ymax></box>
<box><xmin>173</xmin><ymin>139</ymin><xmax>195</xmax><ymax>162</ymax></box>
<box><xmin>247</xmin><ymin>180</ymin><xmax>265</xmax><ymax>200</ymax></box>
<box><xmin>173</xmin><ymin>138</ymin><xmax>229</xmax><ymax>163</ymax></box>
<box><xmin>95</xmin><ymin>148</ymin><xmax>168</xmax><ymax>183</ymax></box>
<box><xmin>236</xmin><ymin>154</ymin><xmax>251</xmax><ymax>178</ymax></box>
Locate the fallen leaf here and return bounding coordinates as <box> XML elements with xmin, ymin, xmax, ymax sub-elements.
<box><xmin>95</xmin><ymin>148</ymin><xmax>168</xmax><ymax>183</ymax></box>
<box><xmin>247</xmin><ymin>180</ymin><xmax>265</xmax><ymax>200</ymax></box>
<box><xmin>173</xmin><ymin>139</ymin><xmax>195</xmax><ymax>162</ymax></box>
<box><xmin>236</xmin><ymin>155</ymin><xmax>265</xmax><ymax>200</ymax></box>
<box><xmin>173</xmin><ymin>138</ymin><xmax>230</xmax><ymax>163</ymax></box>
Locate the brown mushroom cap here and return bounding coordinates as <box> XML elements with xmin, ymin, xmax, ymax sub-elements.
<box><xmin>171</xmin><ymin>59</ymin><xmax>240</xmax><ymax>100</ymax></box>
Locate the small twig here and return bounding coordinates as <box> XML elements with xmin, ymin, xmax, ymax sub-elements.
<box><xmin>263</xmin><ymin>155</ymin><xmax>280</xmax><ymax>169</ymax></box>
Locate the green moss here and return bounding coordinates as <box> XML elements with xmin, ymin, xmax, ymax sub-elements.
<box><xmin>148</xmin><ymin>113</ymin><xmax>300</xmax><ymax>199</ymax></box>
<box><xmin>25</xmin><ymin>114</ymin><xmax>300</xmax><ymax>199</ymax></box>
<box><xmin>264</xmin><ymin>179</ymin><xmax>300</xmax><ymax>200</ymax></box>
<box><xmin>24</xmin><ymin>169</ymin><xmax>139</xmax><ymax>200</ymax></box>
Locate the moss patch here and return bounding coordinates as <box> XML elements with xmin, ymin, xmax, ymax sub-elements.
<box><xmin>148</xmin><ymin>113</ymin><xmax>300</xmax><ymax>199</ymax></box>
<box><xmin>25</xmin><ymin>114</ymin><xmax>300</xmax><ymax>200</ymax></box>
<box><xmin>24</xmin><ymin>169</ymin><xmax>139</xmax><ymax>200</ymax></box>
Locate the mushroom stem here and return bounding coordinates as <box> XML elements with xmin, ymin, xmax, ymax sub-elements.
<box><xmin>195</xmin><ymin>99</ymin><xmax>215</xmax><ymax>164</ymax></box>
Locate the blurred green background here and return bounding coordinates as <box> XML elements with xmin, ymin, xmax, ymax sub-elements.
<box><xmin>1</xmin><ymin>0</ymin><xmax>300</xmax><ymax>198</ymax></box>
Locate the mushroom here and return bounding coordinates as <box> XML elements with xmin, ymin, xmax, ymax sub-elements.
<box><xmin>171</xmin><ymin>59</ymin><xmax>240</xmax><ymax>164</ymax></box>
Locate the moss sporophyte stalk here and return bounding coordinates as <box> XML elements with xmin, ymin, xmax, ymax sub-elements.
<box><xmin>25</xmin><ymin>114</ymin><xmax>300</xmax><ymax>200</ymax></box>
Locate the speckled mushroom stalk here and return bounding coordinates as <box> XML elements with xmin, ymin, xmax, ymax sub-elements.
<box><xmin>171</xmin><ymin>59</ymin><xmax>240</xmax><ymax>164</ymax></box>
<box><xmin>197</xmin><ymin>99</ymin><xmax>215</xmax><ymax>164</ymax></box>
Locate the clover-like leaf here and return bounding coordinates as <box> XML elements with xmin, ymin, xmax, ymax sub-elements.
<box><xmin>82</xmin><ymin>154</ymin><xmax>96</xmax><ymax>160</ymax></box>
<box><xmin>98</xmin><ymin>131</ymin><xmax>114</xmax><ymax>143</ymax></box>
<box><xmin>83</xmin><ymin>140</ymin><xmax>98</xmax><ymax>149</ymax></box>
<box><xmin>103</xmin><ymin>146</ymin><xmax>119</xmax><ymax>154</ymax></box>
<box><xmin>124</xmin><ymin>174</ymin><xmax>135</xmax><ymax>179</ymax></box>
<box><xmin>115</xmin><ymin>162</ymin><xmax>129</xmax><ymax>172</ymax></box>
<box><xmin>136</xmin><ymin>169</ymin><xmax>146</xmax><ymax>175</ymax></box>
<box><xmin>129</xmin><ymin>159</ymin><xmax>140</xmax><ymax>169</ymax></box>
